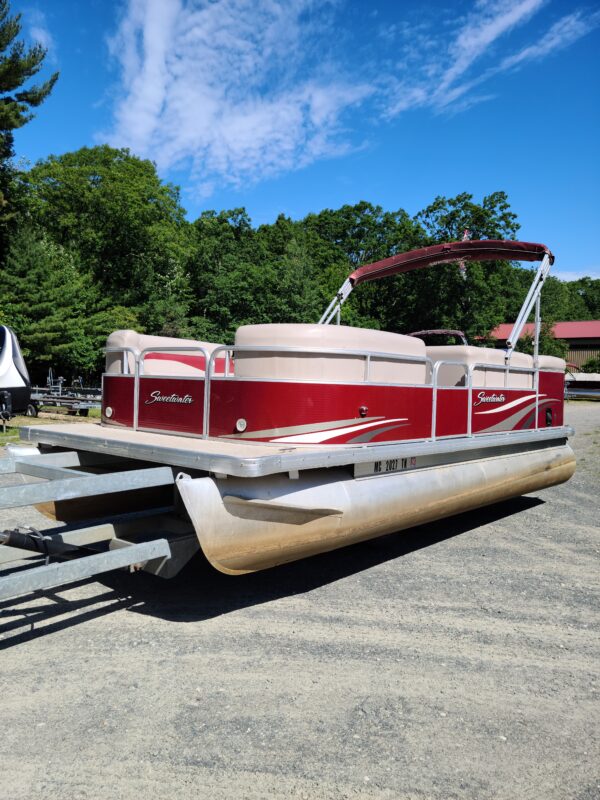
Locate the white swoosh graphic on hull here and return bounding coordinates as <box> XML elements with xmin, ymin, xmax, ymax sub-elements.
<box><xmin>271</xmin><ymin>417</ymin><xmax>408</xmax><ymax>444</ymax></box>
<box><xmin>477</xmin><ymin>398</ymin><xmax>559</xmax><ymax>433</ymax></box>
<box><xmin>475</xmin><ymin>394</ymin><xmax>544</xmax><ymax>415</ymax></box>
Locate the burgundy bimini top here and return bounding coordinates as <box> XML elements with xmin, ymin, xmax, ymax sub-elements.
<box><xmin>349</xmin><ymin>240</ymin><xmax>554</xmax><ymax>286</ymax></box>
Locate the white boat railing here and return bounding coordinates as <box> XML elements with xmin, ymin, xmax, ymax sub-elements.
<box><xmin>104</xmin><ymin>344</ymin><xmax>547</xmax><ymax>440</ymax></box>
<box><xmin>206</xmin><ymin>344</ymin><xmax>434</xmax><ymax>438</ymax></box>
<box><xmin>467</xmin><ymin>361</ymin><xmax>541</xmax><ymax>432</ymax></box>
<box><xmin>431</xmin><ymin>360</ymin><xmax>471</xmax><ymax>438</ymax></box>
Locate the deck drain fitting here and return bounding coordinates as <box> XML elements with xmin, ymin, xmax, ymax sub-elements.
<box><xmin>235</xmin><ymin>418</ymin><xmax>247</xmax><ymax>432</ymax></box>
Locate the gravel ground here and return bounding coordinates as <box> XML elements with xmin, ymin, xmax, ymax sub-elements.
<box><xmin>0</xmin><ymin>402</ymin><xmax>598</xmax><ymax>800</ymax></box>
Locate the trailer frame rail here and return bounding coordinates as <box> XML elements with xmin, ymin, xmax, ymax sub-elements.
<box><xmin>0</xmin><ymin>447</ymin><xmax>184</xmax><ymax>603</ymax></box>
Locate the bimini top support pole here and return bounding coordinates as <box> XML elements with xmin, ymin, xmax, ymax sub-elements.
<box><xmin>504</xmin><ymin>253</ymin><xmax>552</xmax><ymax>362</ymax></box>
<box><xmin>318</xmin><ymin>278</ymin><xmax>353</xmax><ymax>325</ymax></box>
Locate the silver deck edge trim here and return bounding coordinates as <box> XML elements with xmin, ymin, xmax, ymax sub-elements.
<box><xmin>19</xmin><ymin>425</ymin><xmax>573</xmax><ymax>478</ymax></box>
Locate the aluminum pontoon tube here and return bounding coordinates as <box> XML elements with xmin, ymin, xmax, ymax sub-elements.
<box><xmin>177</xmin><ymin>442</ymin><xmax>575</xmax><ymax>574</ymax></box>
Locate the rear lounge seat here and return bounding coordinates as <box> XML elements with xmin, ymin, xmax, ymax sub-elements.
<box><xmin>105</xmin><ymin>330</ymin><xmax>223</xmax><ymax>376</ymax></box>
<box><xmin>537</xmin><ymin>355</ymin><xmax>566</xmax><ymax>371</ymax></box>
<box><xmin>234</xmin><ymin>324</ymin><xmax>427</xmax><ymax>384</ymax></box>
<box><xmin>426</xmin><ymin>345</ymin><xmax>532</xmax><ymax>387</ymax></box>
<box><xmin>426</xmin><ymin>346</ymin><xmax>565</xmax><ymax>388</ymax></box>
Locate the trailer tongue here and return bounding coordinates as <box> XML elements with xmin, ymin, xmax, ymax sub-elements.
<box><xmin>0</xmin><ymin>239</ymin><xmax>576</xmax><ymax>601</ymax></box>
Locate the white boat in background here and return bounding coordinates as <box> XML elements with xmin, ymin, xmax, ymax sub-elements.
<box><xmin>565</xmin><ymin>371</ymin><xmax>600</xmax><ymax>400</ymax></box>
<box><xmin>0</xmin><ymin>325</ymin><xmax>35</xmax><ymax>418</ymax></box>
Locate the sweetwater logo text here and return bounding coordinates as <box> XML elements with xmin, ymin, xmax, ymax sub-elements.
<box><xmin>473</xmin><ymin>392</ymin><xmax>506</xmax><ymax>407</ymax></box>
<box><xmin>145</xmin><ymin>391</ymin><xmax>194</xmax><ymax>405</ymax></box>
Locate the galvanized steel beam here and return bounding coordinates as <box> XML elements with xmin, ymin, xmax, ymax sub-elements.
<box><xmin>0</xmin><ymin>466</ymin><xmax>174</xmax><ymax>510</ymax></box>
<box><xmin>0</xmin><ymin>538</ymin><xmax>171</xmax><ymax>602</ymax></box>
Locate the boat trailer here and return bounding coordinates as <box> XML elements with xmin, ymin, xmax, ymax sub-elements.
<box><xmin>0</xmin><ymin>443</ymin><xmax>199</xmax><ymax>602</ymax></box>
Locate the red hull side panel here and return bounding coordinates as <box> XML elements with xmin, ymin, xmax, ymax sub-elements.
<box><xmin>102</xmin><ymin>375</ymin><xmax>134</xmax><ymax>427</ymax></box>
<box><xmin>101</xmin><ymin>372</ymin><xmax>566</xmax><ymax>442</ymax></box>
<box><xmin>471</xmin><ymin>380</ymin><xmax>564</xmax><ymax>434</ymax></box>
<box><xmin>209</xmin><ymin>381</ymin><xmax>433</xmax><ymax>442</ymax></box>
<box><xmin>538</xmin><ymin>371</ymin><xmax>565</xmax><ymax>427</ymax></box>
<box><xmin>435</xmin><ymin>389</ymin><xmax>469</xmax><ymax>437</ymax></box>
<box><xmin>137</xmin><ymin>376</ymin><xmax>204</xmax><ymax>434</ymax></box>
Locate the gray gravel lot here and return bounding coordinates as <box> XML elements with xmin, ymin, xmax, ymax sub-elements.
<box><xmin>0</xmin><ymin>402</ymin><xmax>598</xmax><ymax>800</ymax></box>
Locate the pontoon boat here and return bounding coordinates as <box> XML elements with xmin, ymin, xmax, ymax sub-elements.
<box><xmin>0</xmin><ymin>240</ymin><xmax>575</xmax><ymax>599</ymax></box>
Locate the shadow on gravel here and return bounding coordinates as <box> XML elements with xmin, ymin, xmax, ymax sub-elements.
<box><xmin>0</xmin><ymin>496</ymin><xmax>543</xmax><ymax>647</ymax></box>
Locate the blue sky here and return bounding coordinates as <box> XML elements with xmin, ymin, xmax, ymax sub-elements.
<box><xmin>12</xmin><ymin>0</ymin><xmax>600</xmax><ymax>280</ymax></box>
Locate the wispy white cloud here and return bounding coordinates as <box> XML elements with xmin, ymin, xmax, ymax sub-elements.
<box><xmin>385</xmin><ymin>0</ymin><xmax>600</xmax><ymax>115</ymax></box>
<box><xmin>105</xmin><ymin>0</ymin><xmax>372</xmax><ymax>195</ymax></box>
<box><xmin>24</xmin><ymin>8</ymin><xmax>56</xmax><ymax>59</ymax></box>
<box><xmin>434</xmin><ymin>0</ymin><xmax>544</xmax><ymax>97</ymax></box>
<box><xmin>499</xmin><ymin>9</ymin><xmax>600</xmax><ymax>70</ymax></box>
<box><xmin>104</xmin><ymin>0</ymin><xmax>600</xmax><ymax>195</ymax></box>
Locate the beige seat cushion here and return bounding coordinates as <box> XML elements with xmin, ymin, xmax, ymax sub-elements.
<box><xmin>426</xmin><ymin>345</ymin><xmax>534</xmax><ymax>388</ymax></box>
<box><xmin>105</xmin><ymin>330</ymin><xmax>223</xmax><ymax>376</ymax></box>
<box><xmin>537</xmin><ymin>355</ymin><xmax>565</xmax><ymax>371</ymax></box>
<box><xmin>234</xmin><ymin>324</ymin><xmax>427</xmax><ymax>384</ymax></box>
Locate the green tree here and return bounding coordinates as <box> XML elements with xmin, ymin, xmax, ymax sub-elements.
<box><xmin>415</xmin><ymin>191</ymin><xmax>519</xmax><ymax>242</ymax></box>
<box><xmin>536</xmin><ymin>276</ymin><xmax>590</xmax><ymax>321</ymax></box>
<box><xmin>0</xmin><ymin>0</ymin><xmax>58</xmax><ymax>137</ymax></box>
<box><xmin>567</xmin><ymin>277</ymin><xmax>600</xmax><ymax>319</ymax></box>
<box><xmin>580</xmin><ymin>356</ymin><xmax>600</xmax><ymax>373</ymax></box>
<box><xmin>383</xmin><ymin>192</ymin><xmax>522</xmax><ymax>339</ymax></box>
<box><xmin>519</xmin><ymin>322</ymin><xmax>569</xmax><ymax>359</ymax></box>
<box><xmin>23</xmin><ymin>146</ymin><xmax>189</xmax><ymax>312</ymax></box>
<box><xmin>0</xmin><ymin>0</ymin><xmax>58</xmax><ymax>256</ymax></box>
<box><xmin>301</xmin><ymin>201</ymin><xmax>426</xmax><ymax>329</ymax></box>
<box><xmin>187</xmin><ymin>208</ymin><xmax>321</xmax><ymax>341</ymax></box>
<box><xmin>0</xmin><ymin>226</ymin><xmax>140</xmax><ymax>380</ymax></box>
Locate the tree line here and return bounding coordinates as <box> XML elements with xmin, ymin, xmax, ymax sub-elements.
<box><xmin>0</xmin><ymin>3</ymin><xmax>598</xmax><ymax>382</ymax></box>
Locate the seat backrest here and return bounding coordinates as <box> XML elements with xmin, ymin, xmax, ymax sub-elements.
<box><xmin>105</xmin><ymin>330</ymin><xmax>223</xmax><ymax>376</ymax></box>
<box><xmin>234</xmin><ymin>324</ymin><xmax>427</xmax><ymax>384</ymax></box>
<box><xmin>537</xmin><ymin>355</ymin><xmax>566</xmax><ymax>371</ymax></box>
<box><xmin>426</xmin><ymin>345</ymin><xmax>534</xmax><ymax>388</ymax></box>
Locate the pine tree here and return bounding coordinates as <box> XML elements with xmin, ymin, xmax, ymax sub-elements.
<box><xmin>1</xmin><ymin>227</ymin><xmax>140</xmax><ymax>381</ymax></box>
<box><xmin>0</xmin><ymin>0</ymin><xmax>58</xmax><ymax>147</ymax></box>
<box><xmin>0</xmin><ymin>0</ymin><xmax>58</xmax><ymax>255</ymax></box>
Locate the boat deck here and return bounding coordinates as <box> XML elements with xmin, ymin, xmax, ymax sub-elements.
<box><xmin>19</xmin><ymin>422</ymin><xmax>573</xmax><ymax>479</ymax></box>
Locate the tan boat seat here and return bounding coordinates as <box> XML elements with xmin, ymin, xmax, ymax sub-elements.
<box><xmin>105</xmin><ymin>330</ymin><xmax>223</xmax><ymax>376</ymax></box>
<box><xmin>426</xmin><ymin>345</ymin><xmax>535</xmax><ymax>388</ymax></box>
<box><xmin>537</xmin><ymin>355</ymin><xmax>566</xmax><ymax>371</ymax></box>
<box><xmin>234</xmin><ymin>324</ymin><xmax>427</xmax><ymax>384</ymax></box>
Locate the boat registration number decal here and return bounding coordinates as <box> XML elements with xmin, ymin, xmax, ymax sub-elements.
<box><xmin>355</xmin><ymin>457</ymin><xmax>417</xmax><ymax>477</ymax></box>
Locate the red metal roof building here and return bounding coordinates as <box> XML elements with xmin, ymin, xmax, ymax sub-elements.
<box><xmin>491</xmin><ymin>321</ymin><xmax>600</xmax><ymax>368</ymax></box>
